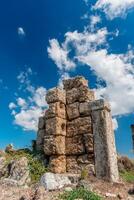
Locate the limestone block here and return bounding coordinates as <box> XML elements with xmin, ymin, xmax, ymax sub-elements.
<box><xmin>38</xmin><ymin>117</ymin><xmax>46</xmax><ymax>130</ymax></box>
<box><xmin>36</xmin><ymin>130</ymin><xmax>45</xmax><ymax>151</ymax></box>
<box><xmin>83</xmin><ymin>134</ymin><xmax>94</xmax><ymax>153</ymax></box>
<box><xmin>45</xmin><ymin>102</ymin><xmax>66</xmax><ymax>119</ymax></box>
<box><xmin>49</xmin><ymin>155</ymin><xmax>66</xmax><ymax>173</ymax></box>
<box><xmin>66</xmin><ymin>102</ymin><xmax>79</xmax><ymax>120</ymax></box>
<box><xmin>79</xmin><ymin>102</ymin><xmax>91</xmax><ymax>116</ymax></box>
<box><xmin>46</xmin><ymin>87</ymin><xmax>66</xmax><ymax>104</ymax></box>
<box><xmin>46</xmin><ymin>117</ymin><xmax>66</xmax><ymax>136</ymax></box>
<box><xmin>77</xmin><ymin>154</ymin><xmax>94</xmax><ymax>164</ymax></box>
<box><xmin>44</xmin><ymin>135</ymin><xmax>65</xmax><ymax>155</ymax></box>
<box><xmin>63</xmin><ymin>76</ymin><xmax>88</xmax><ymax>90</ymax></box>
<box><xmin>67</xmin><ymin>117</ymin><xmax>92</xmax><ymax>137</ymax></box>
<box><xmin>66</xmin><ymin>86</ymin><xmax>95</xmax><ymax>104</ymax></box>
<box><xmin>92</xmin><ymin>106</ymin><xmax>119</xmax><ymax>182</ymax></box>
<box><xmin>66</xmin><ymin>156</ymin><xmax>80</xmax><ymax>173</ymax></box>
<box><xmin>66</xmin><ymin>135</ymin><xmax>85</xmax><ymax>155</ymax></box>
<box><xmin>90</xmin><ymin>99</ymin><xmax>111</xmax><ymax>112</ymax></box>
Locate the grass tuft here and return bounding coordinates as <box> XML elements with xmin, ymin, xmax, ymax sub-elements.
<box><xmin>59</xmin><ymin>187</ymin><xmax>102</xmax><ymax>200</ymax></box>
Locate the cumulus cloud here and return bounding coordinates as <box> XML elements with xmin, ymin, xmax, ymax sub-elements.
<box><xmin>47</xmin><ymin>20</ymin><xmax>134</xmax><ymax>121</ymax></box>
<box><xmin>17</xmin><ymin>27</ymin><xmax>25</xmax><ymax>37</ymax></box>
<box><xmin>93</xmin><ymin>0</ymin><xmax>134</xmax><ymax>19</ymax></box>
<box><xmin>9</xmin><ymin>68</ymin><xmax>48</xmax><ymax>131</ymax></box>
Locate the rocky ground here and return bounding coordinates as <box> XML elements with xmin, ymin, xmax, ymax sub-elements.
<box><xmin>0</xmin><ymin>177</ymin><xmax>133</xmax><ymax>200</ymax></box>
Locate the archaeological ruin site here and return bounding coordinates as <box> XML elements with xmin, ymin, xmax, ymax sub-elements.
<box><xmin>36</xmin><ymin>76</ymin><xmax>119</xmax><ymax>182</ymax></box>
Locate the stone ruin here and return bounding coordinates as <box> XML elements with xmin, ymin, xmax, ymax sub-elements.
<box><xmin>36</xmin><ymin>76</ymin><xmax>119</xmax><ymax>182</ymax></box>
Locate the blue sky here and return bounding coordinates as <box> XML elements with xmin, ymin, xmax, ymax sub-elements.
<box><xmin>0</xmin><ymin>0</ymin><xmax>134</xmax><ymax>158</ymax></box>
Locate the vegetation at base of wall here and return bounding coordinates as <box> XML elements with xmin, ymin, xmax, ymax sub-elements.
<box><xmin>120</xmin><ymin>171</ymin><xmax>134</xmax><ymax>183</ymax></box>
<box><xmin>80</xmin><ymin>168</ymin><xmax>89</xmax><ymax>180</ymax></box>
<box><xmin>59</xmin><ymin>188</ymin><xmax>102</xmax><ymax>200</ymax></box>
<box><xmin>4</xmin><ymin>148</ymin><xmax>48</xmax><ymax>184</ymax></box>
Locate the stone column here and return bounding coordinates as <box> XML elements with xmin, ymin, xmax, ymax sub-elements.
<box><xmin>36</xmin><ymin>116</ymin><xmax>46</xmax><ymax>151</ymax></box>
<box><xmin>91</xmin><ymin>99</ymin><xmax>119</xmax><ymax>182</ymax></box>
<box><xmin>45</xmin><ymin>87</ymin><xmax>66</xmax><ymax>173</ymax></box>
<box><xmin>64</xmin><ymin>76</ymin><xmax>95</xmax><ymax>174</ymax></box>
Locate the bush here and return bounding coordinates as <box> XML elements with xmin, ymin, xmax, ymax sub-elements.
<box><xmin>5</xmin><ymin>149</ymin><xmax>48</xmax><ymax>184</ymax></box>
<box><xmin>59</xmin><ymin>187</ymin><xmax>102</xmax><ymax>200</ymax></box>
<box><xmin>120</xmin><ymin>171</ymin><xmax>134</xmax><ymax>183</ymax></box>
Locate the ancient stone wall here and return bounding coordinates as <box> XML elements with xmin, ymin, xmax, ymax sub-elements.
<box><xmin>36</xmin><ymin>76</ymin><xmax>119</xmax><ymax>182</ymax></box>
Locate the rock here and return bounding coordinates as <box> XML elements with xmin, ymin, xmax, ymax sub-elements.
<box><xmin>40</xmin><ymin>172</ymin><xmax>71</xmax><ymax>191</ymax></box>
<box><xmin>6</xmin><ymin>157</ymin><xmax>30</xmax><ymax>186</ymax></box>
<box><xmin>0</xmin><ymin>156</ymin><xmax>7</xmax><ymax>178</ymax></box>
<box><xmin>45</xmin><ymin>102</ymin><xmax>66</xmax><ymax>119</ymax></box>
<box><xmin>46</xmin><ymin>117</ymin><xmax>66</xmax><ymax>136</ymax></box>
<box><xmin>66</xmin><ymin>86</ymin><xmax>95</xmax><ymax>104</ymax></box>
<box><xmin>44</xmin><ymin>135</ymin><xmax>65</xmax><ymax>155</ymax></box>
<box><xmin>77</xmin><ymin>154</ymin><xmax>94</xmax><ymax>164</ymax></box>
<box><xmin>66</xmin><ymin>135</ymin><xmax>85</xmax><ymax>155</ymax></box>
<box><xmin>79</xmin><ymin>102</ymin><xmax>91</xmax><ymax>116</ymax></box>
<box><xmin>67</xmin><ymin>117</ymin><xmax>92</xmax><ymax>137</ymax></box>
<box><xmin>66</xmin><ymin>102</ymin><xmax>80</xmax><ymax>120</ymax></box>
<box><xmin>78</xmin><ymin>180</ymin><xmax>93</xmax><ymax>191</ymax></box>
<box><xmin>128</xmin><ymin>188</ymin><xmax>134</xmax><ymax>195</ymax></box>
<box><xmin>63</xmin><ymin>76</ymin><xmax>88</xmax><ymax>90</ymax></box>
<box><xmin>83</xmin><ymin>134</ymin><xmax>94</xmax><ymax>153</ymax></box>
<box><xmin>49</xmin><ymin>155</ymin><xmax>66</xmax><ymax>173</ymax></box>
<box><xmin>38</xmin><ymin>117</ymin><xmax>46</xmax><ymax>130</ymax></box>
<box><xmin>5</xmin><ymin>144</ymin><xmax>14</xmax><ymax>153</ymax></box>
<box><xmin>36</xmin><ymin>130</ymin><xmax>45</xmax><ymax>151</ymax></box>
<box><xmin>64</xmin><ymin>187</ymin><xmax>73</xmax><ymax>192</ymax></box>
<box><xmin>105</xmin><ymin>193</ymin><xmax>117</xmax><ymax>197</ymax></box>
<box><xmin>33</xmin><ymin>186</ymin><xmax>46</xmax><ymax>200</ymax></box>
<box><xmin>66</xmin><ymin>156</ymin><xmax>80</xmax><ymax>173</ymax></box>
<box><xmin>46</xmin><ymin>87</ymin><xmax>66</xmax><ymax>104</ymax></box>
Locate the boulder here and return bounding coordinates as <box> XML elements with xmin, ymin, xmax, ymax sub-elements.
<box><xmin>0</xmin><ymin>156</ymin><xmax>7</xmax><ymax>178</ymax></box>
<box><xmin>7</xmin><ymin>157</ymin><xmax>30</xmax><ymax>186</ymax></box>
<box><xmin>40</xmin><ymin>172</ymin><xmax>71</xmax><ymax>191</ymax></box>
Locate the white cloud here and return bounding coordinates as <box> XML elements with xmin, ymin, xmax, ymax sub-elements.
<box><xmin>18</xmin><ymin>27</ymin><xmax>25</xmax><ymax>36</ymax></box>
<box><xmin>112</xmin><ymin>118</ymin><xmax>118</xmax><ymax>130</ymax></box>
<box><xmin>48</xmin><ymin>21</ymin><xmax>134</xmax><ymax>120</ymax></box>
<box><xmin>93</xmin><ymin>0</ymin><xmax>134</xmax><ymax>19</ymax></box>
<box><xmin>9</xmin><ymin>102</ymin><xmax>16</xmax><ymax>110</ymax></box>
<box><xmin>90</xmin><ymin>15</ymin><xmax>101</xmax><ymax>31</ymax></box>
<box><xmin>47</xmin><ymin>39</ymin><xmax>76</xmax><ymax>71</ymax></box>
<box><xmin>9</xmin><ymin>68</ymin><xmax>48</xmax><ymax>132</ymax></box>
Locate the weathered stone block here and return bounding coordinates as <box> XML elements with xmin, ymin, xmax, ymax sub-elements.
<box><xmin>66</xmin><ymin>102</ymin><xmax>79</xmax><ymax>120</ymax></box>
<box><xmin>63</xmin><ymin>76</ymin><xmax>88</xmax><ymax>90</ymax></box>
<box><xmin>66</xmin><ymin>86</ymin><xmax>95</xmax><ymax>104</ymax></box>
<box><xmin>46</xmin><ymin>117</ymin><xmax>66</xmax><ymax>136</ymax></box>
<box><xmin>92</xmin><ymin>107</ymin><xmax>119</xmax><ymax>182</ymax></box>
<box><xmin>44</xmin><ymin>135</ymin><xmax>65</xmax><ymax>155</ymax></box>
<box><xmin>66</xmin><ymin>135</ymin><xmax>85</xmax><ymax>155</ymax></box>
<box><xmin>79</xmin><ymin>102</ymin><xmax>91</xmax><ymax>116</ymax></box>
<box><xmin>45</xmin><ymin>102</ymin><xmax>66</xmax><ymax>119</ymax></box>
<box><xmin>67</xmin><ymin>117</ymin><xmax>92</xmax><ymax>137</ymax></box>
<box><xmin>66</xmin><ymin>156</ymin><xmax>80</xmax><ymax>173</ymax></box>
<box><xmin>46</xmin><ymin>88</ymin><xmax>66</xmax><ymax>104</ymax></box>
<box><xmin>36</xmin><ymin>130</ymin><xmax>45</xmax><ymax>151</ymax></box>
<box><xmin>90</xmin><ymin>99</ymin><xmax>111</xmax><ymax>112</ymax></box>
<box><xmin>83</xmin><ymin>134</ymin><xmax>94</xmax><ymax>153</ymax></box>
<box><xmin>38</xmin><ymin>117</ymin><xmax>46</xmax><ymax>130</ymax></box>
<box><xmin>49</xmin><ymin>156</ymin><xmax>66</xmax><ymax>173</ymax></box>
<box><xmin>77</xmin><ymin>154</ymin><xmax>94</xmax><ymax>164</ymax></box>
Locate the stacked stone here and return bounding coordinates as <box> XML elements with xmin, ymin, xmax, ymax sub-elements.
<box><xmin>37</xmin><ymin>116</ymin><xmax>46</xmax><ymax>151</ymax></box>
<box><xmin>45</xmin><ymin>88</ymin><xmax>66</xmax><ymax>173</ymax></box>
<box><xmin>63</xmin><ymin>77</ymin><xmax>95</xmax><ymax>174</ymax></box>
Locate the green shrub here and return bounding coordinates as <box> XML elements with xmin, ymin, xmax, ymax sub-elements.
<box><xmin>120</xmin><ymin>170</ymin><xmax>134</xmax><ymax>183</ymax></box>
<box><xmin>59</xmin><ymin>187</ymin><xmax>102</xmax><ymax>200</ymax></box>
<box><xmin>5</xmin><ymin>149</ymin><xmax>48</xmax><ymax>184</ymax></box>
<box><xmin>81</xmin><ymin>168</ymin><xmax>89</xmax><ymax>180</ymax></box>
